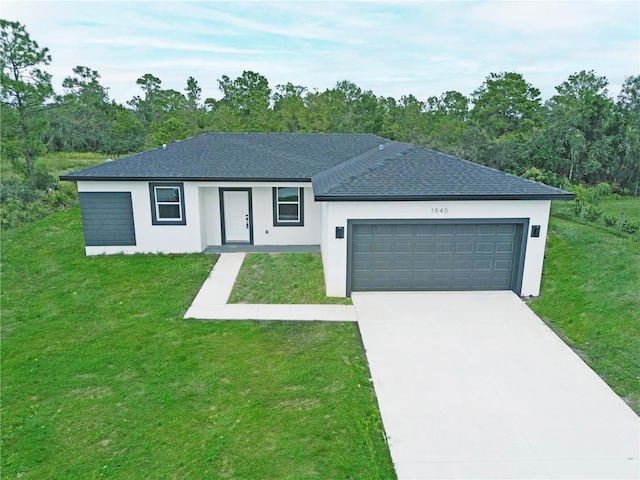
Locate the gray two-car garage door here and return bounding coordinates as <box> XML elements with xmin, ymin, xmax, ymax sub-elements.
<box><xmin>349</xmin><ymin>220</ymin><xmax>526</xmax><ymax>293</ymax></box>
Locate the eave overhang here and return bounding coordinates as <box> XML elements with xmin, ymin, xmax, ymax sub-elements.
<box><xmin>59</xmin><ymin>175</ymin><xmax>312</xmax><ymax>183</ymax></box>
<box><xmin>313</xmin><ymin>193</ymin><xmax>575</xmax><ymax>202</ymax></box>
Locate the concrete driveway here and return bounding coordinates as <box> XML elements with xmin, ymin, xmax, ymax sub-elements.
<box><xmin>352</xmin><ymin>291</ymin><xmax>639</xmax><ymax>480</ymax></box>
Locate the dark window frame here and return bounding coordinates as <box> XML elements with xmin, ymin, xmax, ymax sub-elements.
<box><xmin>272</xmin><ymin>186</ymin><xmax>304</xmax><ymax>227</ymax></box>
<box><xmin>149</xmin><ymin>182</ymin><xmax>186</xmax><ymax>226</ymax></box>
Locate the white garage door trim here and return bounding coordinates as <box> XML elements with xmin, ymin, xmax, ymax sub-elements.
<box><xmin>346</xmin><ymin>218</ymin><xmax>529</xmax><ymax>296</ymax></box>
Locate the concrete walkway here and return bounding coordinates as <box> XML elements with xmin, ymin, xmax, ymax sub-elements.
<box><xmin>184</xmin><ymin>252</ymin><xmax>357</xmax><ymax>322</ymax></box>
<box><xmin>353</xmin><ymin>291</ymin><xmax>640</xmax><ymax>480</ymax></box>
<box><xmin>185</xmin><ymin>255</ymin><xmax>639</xmax><ymax>479</ymax></box>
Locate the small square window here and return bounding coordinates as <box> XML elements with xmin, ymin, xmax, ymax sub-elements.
<box><xmin>149</xmin><ymin>183</ymin><xmax>186</xmax><ymax>225</ymax></box>
<box><xmin>273</xmin><ymin>187</ymin><xmax>304</xmax><ymax>226</ymax></box>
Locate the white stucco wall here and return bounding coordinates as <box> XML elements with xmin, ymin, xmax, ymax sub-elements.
<box><xmin>77</xmin><ymin>180</ymin><xmax>322</xmax><ymax>255</ymax></box>
<box><xmin>76</xmin><ymin>180</ymin><xmax>551</xmax><ymax>298</ymax></box>
<box><xmin>249</xmin><ymin>185</ymin><xmax>322</xmax><ymax>246</ymax></box>
<box><xmin>320</xmin><ymin>199</ymin><xmax>552</xmax><ymax>298</ymax></box>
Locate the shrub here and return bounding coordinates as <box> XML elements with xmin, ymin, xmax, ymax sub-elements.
<box><xmin>583</xmin><ymin>205</ymin><xmax>602</xmax><ymax>223</ymax></box>
<box><xmin>0</xmin><ymin>175</ymin><xmax>78</xmax><ymax>229</ymax></box>
<box><xmin>32</xmin><ymin>166</ymin><xmax>58</xmax><ymax>190</ymax></box>
<box><xmin>571</xmin><ymin>202</ymin><xmax>584</xmax><ymax>217</ymax></box>
<box><xmin>522</xmin><ymin>167</ymin><xmax>544</xmax><ymax>182</ymax></box>
<box><xmin>522</xmin><ymin>168</ymin><xmax>560</xmax><ymax>187</ymax></box>
<box><xmin>593</xmin><ymin>182</ymin><xmax>612</xmax><ymax>199</ymax></box>
<box><xmin>568</xmin><ymin>183</ymin><xmax>612</xmax><ymax>222</ymax></box>
<box><xmin>559</xmin><ymin>177</ymin><xmax>573</xmax><ymax>191</ymax></box>
<box><xmin>622</xmin><ymin>221</ymin><xmax>640</xmax><ymax>235</ymax></box>
<box><xmin>0</xmin><ymin>178</ymin><xmax>43</xmax><ymax>203</ymax></box>
<box><xmin>43</xmin><ymin>182</ymin><xmax>77</xmax><ymax>210</ymax></box>
<box><xmin>603</xmin><ymin>216</ymin><xmax>618</xmax><ymax>228</ymax></box>
<box><xmin>0</xmin><ymin>197</ymin><xmax>49</xmax><ymax>229</ymax></box>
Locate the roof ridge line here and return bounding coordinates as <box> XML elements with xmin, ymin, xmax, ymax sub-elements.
<box><xmin>312</xmin><ymin>142</ymin><xmax>414</xmax><ymax>196</ymax></box>
<box><xmin>322</xmin><ymin>144</ymin><xmax>417</xmax><ymax>195</ymax></box>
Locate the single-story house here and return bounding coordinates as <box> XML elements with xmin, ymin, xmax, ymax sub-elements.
<box><xmin>61</xmin><ymin>133</ymin><xmax>573</xmax><ymax>297</ymax></box>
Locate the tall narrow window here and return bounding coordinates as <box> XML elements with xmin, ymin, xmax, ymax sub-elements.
<box><xmin>273</xmin><ymin>187</ymin><xmax>304</xmax><ymax>226</ymax></box>
<box><xmin>149</xmin><ymin>183</ymin><xmax>186</xmax><ymax>225</ymax></box>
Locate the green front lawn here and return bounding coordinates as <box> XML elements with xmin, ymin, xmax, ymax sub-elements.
<box><xmin>529</xmin><ymin>216</ymin><xmax>640</xmax><ymax>413</ymax></box>
<box><xmin>229</xmin><ymin>253</ymin><xmax>353</xmax><ymax>305</ymax></box>
<box><xmin>1</xmin><ymin>208</ymin><xmax>394</xmax><ymax>479</ymax></box>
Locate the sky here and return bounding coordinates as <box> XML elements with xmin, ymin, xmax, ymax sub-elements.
<box><xmin>3</xmin><ymin>0</ymin><xmax>639</xmax><ymax>106</ymax></box>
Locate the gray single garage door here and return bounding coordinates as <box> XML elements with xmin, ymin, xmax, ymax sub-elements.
<box><xmin>349</xmin><ymin>220</ymin><xmax>525</xmax><ymax>293</ymax></box>
<box><xmin>79</xmin><ymin>192</ymin><xmax>137</xmax><ymax>246</ymax></box>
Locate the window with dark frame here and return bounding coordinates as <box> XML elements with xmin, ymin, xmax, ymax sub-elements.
<box><xmin>273</xmin><ymin>187</ymin><xmax>304</xmax><ymax>226</ymax></box>
<box><xmin>149</xmin><ymin>183</ymin><xmax>186</xmax><ymax>225</ymax></box>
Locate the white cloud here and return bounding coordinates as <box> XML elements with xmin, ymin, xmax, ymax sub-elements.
<box><xmin>3</xmin><ymin>0</ymin><xmax>638</xmax><ymax>104</ymax></box>
<box><xmin>468</xmin><ymin>0</ymin><xmax>635</xmax><ymax>35</ymax></box>
<box><xmin>86</xmin><ymin>36</ymin><xmax>264</xmax><ymax>55</ymax></box>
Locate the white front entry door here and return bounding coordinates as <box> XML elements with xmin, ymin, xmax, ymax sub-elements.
<box><xmin>222</xmin><ymin>190</ymin><xmax>251</xmax><ymax>243</ymax></box>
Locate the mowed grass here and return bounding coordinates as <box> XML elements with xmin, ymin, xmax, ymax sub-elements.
<box><xmin>600</xmin><ymin>196</ymin><xmax>640</xmax><ymax>223</ymax></box>
<box><xmin>551</xmin><ymin>195</ymin><xmax>640</xmax><ymax>239</ymax></box>
<box><xmin>1</xmin><ymin>208</ymin><xmax>394</xmax><ymax>479</ymax></box>
<box><xmin>528</xmin><ymin>216</ymin><xmax>640</xmax><ymax>413</ymax></box>
<box><xmin>229</xmin><ymin>253</ymin><xmax>353</xmax><ymax>305</ymax></box>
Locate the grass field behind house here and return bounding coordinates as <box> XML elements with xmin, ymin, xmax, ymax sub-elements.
<box><xmin>600</xmin><ymin>196</ymin><xmax>640</xmax><ymax>221</ymax></box>
<box><xmin>1</xmin><ymin>151</ymin><xmax>110</xmax><ymax>179</ymax></box>
<box><xmin>551</xmin><ymin>196</ymin><xmax>640</xmax><ymax>238</ymax></box>
<box><xmin>1</xmin><ymin>208</ymin><xmax>395</xmax><ymax>479</ymax></box>
<box><xmin>229</xmin><ymin>253</ymin><xmax>353</xmax><ymax>305</ymax></box>
<box><xmin>529</xmin><ymin>215</ymin><xmax>640</xmax><ymax>412</ymax></box>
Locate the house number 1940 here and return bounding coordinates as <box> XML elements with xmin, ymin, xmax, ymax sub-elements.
<box><xmin>431</xmin><ymin>207</ymin><xmax>449</xmax><ymax>214</ymax></box>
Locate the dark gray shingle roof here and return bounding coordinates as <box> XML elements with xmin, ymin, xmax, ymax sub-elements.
<box><xmin>61</xmin><ymin>132</ymin><xmax>573</xmax><ymax>200</ymax></box>
<box><xmin>313</xmin><ymin>143</ymin><xmax>572</xmax><ymax>200</ymax></box>
<box><xmin>60</xmin><ymin>133</ymin><xmax>385</xmax><ymax>181</ymax></box>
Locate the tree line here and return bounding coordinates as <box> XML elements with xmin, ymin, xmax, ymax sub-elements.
<box><xmin>2</xmin><ymin>19</ymin><xmax>639</xmax><ymax>195</ymax></box>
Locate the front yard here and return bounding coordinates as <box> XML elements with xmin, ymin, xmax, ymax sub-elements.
<box><xmin>4</xmin><ymin>197</ymin><xmax>638</xmax><ymax>479</ymax></box>
<box><xmin>0</xmin><ymin>207</ymin><xmax>395</xmax><ymax>479</ymax></box>
<box><xmin>229</xmin><ymin>252</ymin><xmax>352</xmax><ymax>305</ymax></box>
<box><xmin>529</xmin><ymin>214</ymin><xmax>640</xmax><ymax>413</ymax></box>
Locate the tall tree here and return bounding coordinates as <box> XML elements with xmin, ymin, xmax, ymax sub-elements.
<box><xmin>128</xmin><ymin>73</ymin><xmax>187</xmax><ymax>140</ymax></box>
<box><xmin>128</xmin><ymin>73</ymin><xmax>162</xmax><ymax>125</ymax></box>
<box><xmin>147</xmin><ymin>116</ymin><xmax>190</xmax><ymax>147</ymax></box>
<box><xmin>185</xmin><ymin>76</ymin><xmax>202</xmax><ymax>107</ymax></box>
<box><xmin>470</xmin><ymin>72</ymin><xmax>542</xmax><ymax>137</ymax></box>
<box><xmin>428</xmin><ymin>90</ymin><xmax>469</xmax><ymax>121</ymax></box>
<box><xmin>184</xmin><ymin>76</ymin><xmax>202</xmax><ymax>132</ymax></box>
<box><xmin>0</xmin><ymin>19</ymin><xmax>54</xmax><ymax>184</ymax></box>
<box><xmin>615</xmin><ymin>75</ymin><xmax>640</xmax><ymax>192</ymax></box>
<box><xmin>217</xmin><ymin>71</ymin><xmax>271</xmax><ymax>131</ymax></box>
<box><xmin>304</xmin><ymin>88</ymin><xmax>333</xmax><ymax>133</ymax></box>
<box><xmin>273</xmin><ymin>83</ymin><xmax>308</xmax><ymax>132</ymax></box>
<box><xmin>305</xmin><ymin>81</ymin><xmax>383</xmax><ymax>134</ymax></box>
<box><xmin>106</xmin><ymin>107</ymin><xmax>145</xmax><ymax>154</ymax></box>
<box><xmin>46</xmin><ymin>65</ymin><xmax>113</xmax><ymax>152</ymax></box>
<box><xmin>469</xmin><ymin>72</ymin><xmax>542</xmax><ymax>172</ymax></box>
<box><xmin>380</xmin><ymin>94</ymin><xmax>427</xmax><ymax>142</ymax></box>
<box><xmin>332</xmin><ymin>80</ymin><xmax>384</xmax><ymax>134</ymax></box>
<box><xmin>544</xmin><ymin>70</ymin><xmax>615</xmax><ymax>183</ymax></box>
<box><xmin>424</xmin><ymin>91</ymin><xmax>469</xmax><ymax>151</ymax></box>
